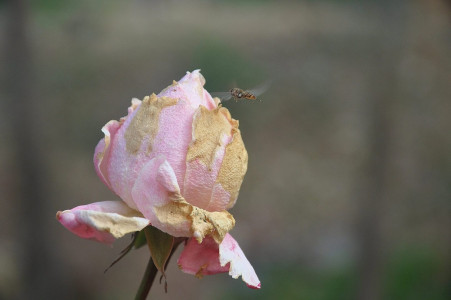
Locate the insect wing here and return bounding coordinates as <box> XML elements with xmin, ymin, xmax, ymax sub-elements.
<box><xmin>210</xmin><ymin>92</ymin><xmax>234</xmax><ymax>102</ymax></box>
<box><xmin>248</xmin><ymin>80</ymin><xmax>272</xmax><ymax>98</ymax></box>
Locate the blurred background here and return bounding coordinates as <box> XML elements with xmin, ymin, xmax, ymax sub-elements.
<box><xmin>1</xmin><ymin>0</ymin><xmax>450</xmax><ymax>299</ymax></box>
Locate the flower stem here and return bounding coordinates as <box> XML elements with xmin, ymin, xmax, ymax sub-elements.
<box><xmin>135</xmin><ymin>256</ymin><xmax>158</xmax><ymax>300</ymax></box>
<box><xmin>134</xmin><ymin>237</ymin><xmax>187</xmax><ymax>299</ymax></box>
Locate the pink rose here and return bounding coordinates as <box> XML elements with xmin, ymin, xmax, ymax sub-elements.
<box><xmin>57</xmin><ymin>70</ymin><xmax>260</xmax><ymax>289</ymax></box>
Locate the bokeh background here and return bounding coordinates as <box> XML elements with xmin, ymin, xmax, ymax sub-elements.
<box><xmin>1</xmin><ymin>0</ymin><xmax>450</xmax><ymax>299</ymax></box>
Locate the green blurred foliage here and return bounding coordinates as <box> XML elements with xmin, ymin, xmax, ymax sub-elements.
<box><xmin>29</xmin><ymin>0</ymin><xmax>78</xmax><ymax>12</ymax></box>
<box><xmin>384</xmin><ymin>247</ymin><xmax>449</xmax><ymax>300</ymax></box>
<box><xmin>221</xmin><ymin>264</ymin><xmax>356</xmax><ymax>300</ymax></box>
<box><xmin>222</xmin><ymin>247</ymin><xmax>449</xmax><ymax>300</ymax></box>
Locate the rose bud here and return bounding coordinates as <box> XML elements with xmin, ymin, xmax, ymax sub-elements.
<box><xmin>57</xmin><ymin>70</ymin><xmax>260</xmax><ymax>288</ymax></box>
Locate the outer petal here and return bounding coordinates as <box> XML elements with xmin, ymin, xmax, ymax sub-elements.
<box><xmin>93</xmin><ymin>99</ymin><xmax>141</xmax><ymax>193</ymax></box>
<box><xmin>178</xmin><ymin>233</ymin><xmax>261</xmax><ymax>289</ymax></box>
<box><xmin>183</xmin><ymin>106</ymin><xmax>248</xmax><ymax>212</ymax></box>
<box><xmin>131</xmin><ymin>157</ymin><xmax>235</xmax><ymax>243</ymax></box>
<box><xmin>56</xmin><ymin>201</ymin><xmax>149</xmax><ymax>244</ymax></box>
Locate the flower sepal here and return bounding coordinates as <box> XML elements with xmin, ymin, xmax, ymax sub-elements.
<box><xmin>143</xmin><ymin>226</ymin><xmax>175</xmax><ymax>276</ymax></box>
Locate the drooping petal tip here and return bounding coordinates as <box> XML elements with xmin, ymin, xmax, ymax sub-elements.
<box><xmin>247</xmin><ymin>282</ymin><xmax>262</xmax><ymax>289</ymax></box>
<box><xmin>219</xmin><ymin>234</ymin><xmax>261</xmax><ymax>289</ymax></box>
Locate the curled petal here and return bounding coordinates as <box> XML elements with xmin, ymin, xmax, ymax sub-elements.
<box><xmin>94</xmin><ymin>99</ymin><xmax>141</xmax><ymax>193</ymax></box>
<box><xmin>56</xmin><ymin>201</ymin><xmax>149</xmax><ymax>244</ymax></box>
<box><xmin>131</xmin><ymin>157</ymin><xmax>234</xmax><ymax>243</ymax></box>
<box><xmin>94</xmin><ymin>120</ymin><xmax>120</xmax><ymax>190</ymax></box>
<box><xmin>178</xmin><ymin>233</ymin><xmax>261</xmax><ymax>289</ymax></box>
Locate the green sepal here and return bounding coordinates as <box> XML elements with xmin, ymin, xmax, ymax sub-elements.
<box><xmin>133</xmin><ymin>230</ymin><xmax>147</xmax><ymax>249</ymax></box>
<box><xmin>144</xmin><ymin>226</ymin><xmax>174</xmax><ymax>277</ymax></box>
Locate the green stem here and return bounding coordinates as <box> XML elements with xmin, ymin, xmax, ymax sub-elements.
<box><xmin>135</xmin><ymin>256</ymin><xmax>158</xmax><ymax>300</ymax></box>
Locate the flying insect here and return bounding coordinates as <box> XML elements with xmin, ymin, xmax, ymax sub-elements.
<box><xmin>211</xmin><ymin>81</ymin><xmax>270</xmax><ymax>102</ymax></box>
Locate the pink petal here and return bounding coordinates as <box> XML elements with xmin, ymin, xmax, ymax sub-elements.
<box><xmin>56</xmin><ymin>201</ymin><xmax>149</xmax><ymax>244</ymax></box>
<box><xmin>178</xmin><ymin>236</ymin><xmax>228</xmax><ymax>276</ymax></box>
<box><xmin>183</xmin><ymin>106</ymin><xmax>247</xmax><ymax>212</ymax></box>
<box><xmin>159</xmin><ymin>70</ymin><xmax>217</xmax><ymax>111</ymax></box>
<box><xmin>178</xmin><ymin>233</ymin><xmax>261</xmax><ymax>289</ymax></box>
<box><xmin>182</xmin><ymin>108</ymin><xmax>233</xmax><ymax>211</ymax></box>
<box><xmin>93</xmin><ymin>120</ymin><xmax>121</xmax><ymax>190</ymax></box>
<box><xmin>93</xmin><ymin>99</ymin><xmax>141</xmax><ymax>199</ymax></box>
<box><xmin>143</xmin><ymin>98</ymin><xmax>195</xmax><ymax>194</ymax></box>
<box><xmin>131</xmin><ymin>157</ymin><xmax>235</xmax><ymax>243</ymax></box>
<box><xmin>131</xmin><ymin>156</ymin><xmax>192</xmax><ymax>237</ymax></box>
<box><xmin>219</xmin><ymin>234</ymin><xmax>261</xmax><ymax>289</ymax></box>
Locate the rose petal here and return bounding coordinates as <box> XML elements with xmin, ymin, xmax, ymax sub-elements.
<box><xmin>94</xmin><ymin>120</ymin><xmax>121</xmax><ymax>190</ymax></box>
<box><xmin>131</xmin><ymin>156</ymin><xmax>191</xmax><ymax>237</ymax></box>
<box><xmin>219</xmin><ymin>233</ymin><xmax>261</xmax><ymax>289</ymax></box>
<box><xmin>131</xmin><ymin>157</ymin><xmax>235</xmax><ymax>243</ymax></box>
<box><xmin>178</xmin><ymin>233</ymin><xmax>261</xmax><ymax>289</ymax></box>
<box><xmin>56</xmin><ymin>201</ymin><xmax>149</xmax><ymax>244</ymax></box>
<box><xmin>178</xmin><ymin>236</ymin><xmax>228</xmax><ymax>276</ymax></box>
<box><xmin>93</xmin><ymin>99</ymin><xmax>141</xmax><ymax>202</ymax></box>
<box><xmin>184</xmin><ymin>106</ymin><xmax>247</xmax><ymax>212</ymax></box>
<box><xmin>145</xmin><ymin>96</ymin><xmax>195</xmax><ymax>193</ymax></box>
<box><xmin>159</xmin><ymin>69</ymin><xmax>217</xmax><ymax>111</ymax></box>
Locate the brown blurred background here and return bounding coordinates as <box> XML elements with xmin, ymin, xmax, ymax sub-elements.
<box><xmin>1</xmin><ymin>0</ymin><xmax>450</xmax><ymax>299</ymax></box>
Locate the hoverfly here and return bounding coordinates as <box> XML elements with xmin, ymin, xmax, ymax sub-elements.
<box><xmin>211</xmin><ymin>81</ymin><xmax>270</xmax><ymax>103</ymax></box>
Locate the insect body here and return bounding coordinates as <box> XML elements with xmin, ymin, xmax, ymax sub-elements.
<box><xmin>230</xmin><ymin>88</ymin><xmax>258</xmax><ymax>101</ymax></box>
